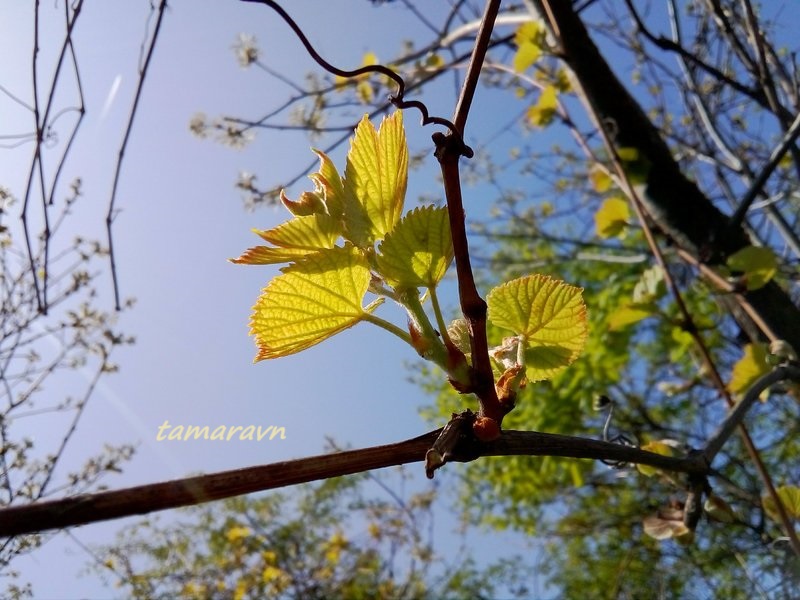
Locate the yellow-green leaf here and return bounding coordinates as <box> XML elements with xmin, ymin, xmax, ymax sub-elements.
<box><xmin>487</xmin><ymin>274</ymin><xmax>588</xmax><ymax>381</ymax></box>
<box><xmin>595</xmin><ymin>197</ymin><xmax>630</xmax><ymax>238</ymax></box>
<box><xmin>513</xmin><ymin>42</ymin><xmax>541</xmax><ymax>73</ymax></box>
<box><xmin>637</xmin><ymin>440</ymin><xmax>675</xmax><ymax>477</ymax></box>
<box><xmin>726</xmin><ymin>245</ymin><xmax>778</xmax><ymax>290</ymax></box>
<box><xmin>342</xmin><ymin>112</ymin><xmax>408</xmax><ymax>247</ymax></box>
<box><xmin>590</xmin><ymin>166</ymin><xmax>612</xmax><ymax>193</ymax></box>
<box><xmin>527</xmin><ymin>85</ymin><xmax>558</xmax><ymax>127</ymax></box>
<box><xmin>376</xmin><ymin>206</ymin><xmax>453</xmax><ymax>288</ymax></box>
<box><xmin>513</xmin><ymin>21</ymin><xmax>546</xmax><ymax>72</ymax></box>
<box><xmin>254</xmin><ymin>213</ymin><xmax>340</xmax><ymax>250</ymax></box>
<box><xmin>607</xmin><ymin>302</ymin><xmax>657</xmax><ymax>331</ymax></box>
<box><xmin>309</xmin><ymin>149</ymin><xmax>345</xmax><ymax>218</ymax></box>
<box><xmin>729</xmin><ymin>343</ymin><xmax>771</xmax><ymax>400</ymax></box>
<box><xmin>281</xmin><ymin>150</ymin><xmax>344</xmax><ymax>218</ymax></box>
<box><xmin>230</xmin><ymin>246</ymin><xmax>313</xmax><ymax>265</ymax></box>
<box><xmin>763</xmin><ymin>485</ymin><xmax>800</xmax><ymax>521</ymax></box>
<box><xmin>249</xmin><ymin>247</ymin><xmax>375</xmax><ymax>360</ymax></box>
<box><xmin>279</xmin><ymin>190</ymin><xmax>325</xmax><ymax>217</ymax></box>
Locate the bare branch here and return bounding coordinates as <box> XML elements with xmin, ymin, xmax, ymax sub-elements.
<box><xmin>106</xmin><ymin>0</ymin><xmax>168</xmax><ymax>310</ymax></box>
<box><xmin>703</xmin><ymin>364</ymin><xmax>800</xmax><ymax>465</ymax></box>
<box><xmin>0</xmin><ymin>427</ymin><xmax>712</xmax><ymax>537</ymax></box>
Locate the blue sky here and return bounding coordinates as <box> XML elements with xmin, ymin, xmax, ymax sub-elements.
<box><xmin>1</xmin><ymin>1</ymin><xmax>542</xmax><ymax>597</ymax></box>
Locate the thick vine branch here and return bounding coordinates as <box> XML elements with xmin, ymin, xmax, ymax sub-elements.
<box><xmin>0</xmin><ymin>428</ymin><xmax>710</xmax><ymax>538</ymax></box>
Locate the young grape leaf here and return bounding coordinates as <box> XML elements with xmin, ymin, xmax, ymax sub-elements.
<box><xmin>230</xmin><ymin>214</ymin><xmax>341</xmax><ymax>265</ymax></box>
<box><xmin>487</xmin><ymin>274</ymin><xmax>587</xmax><ymax>381</ymax></box>
<box><xmin>255</xmin><ymin>213</ymin><xmax>341</xmax><ymax>250</ymax></box>
<box><xmin>376</xmin><ymin>206</ymin><xmax>453</xmax><ymax>288</ymax></box>
<box><xmin>343</xmin><ymin>112</ymin><xmax>408</xmax><ymax>247</ymax></box>
<box><xmin>279</xmin><ymin>190</ymin><xmax>325</xmax><ymax>217</ymax></box>
<box><xmin>282</xmin><ymin>149</ymin><xmax>345</xmax><ymax>218</ymax></box>
<box><xmin>249</xmin><ymin>247</ymin><xmax>377</xmax><ymax>360</ymax></box>
<box><xmin>230</xmin><ymin>245</ymin><xmax>313</xmax><ymax>266</ymax></box>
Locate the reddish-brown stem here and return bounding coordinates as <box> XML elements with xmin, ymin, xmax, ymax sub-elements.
<box><xmin>431</xmin><ymin>0</ymin><xmax>504</xmax><ymax>426</ymax></box>
<box><xmin>435</xmin><ymin>135</ymin><xmax>502</xmax><ymax>423</ymax></box>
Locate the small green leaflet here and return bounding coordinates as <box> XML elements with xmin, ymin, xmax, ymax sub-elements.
<box><xmin>487</xmin><ymin>274</ymin><xmax>588</xmax><ymax>381</ymax></box>
<box><xmin>376</xmin><ymin>206</ymin><xmax>453</xmax><ymax>289</ymax></box>
<box><xmin>249</xmin><ymin>247</ymin><xmax>378</xmax><ymax>360</ymax></box>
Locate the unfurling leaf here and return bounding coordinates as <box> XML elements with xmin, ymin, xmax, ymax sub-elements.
<box><xmin>283</xmin><ymin>149</ymin><xmax>345</xmax><ymax>218</ymax></box>
<box><xmin>487</xmin><ymin>274</ymin><xmax>587</xmax><ymax>381</ymax></box>
<box><xmin>249</xmin><ymin>247</ymin><xmax>377</xmax><ymax>360</ymax></box>
<box><xmin>595</xmin><ymin>197</ymin><xmax>630</xmax><ymax>238</ymax></box>
<box><xmin>762</xmin><ymin>485</ymin><xmax>800</xmax><ymax>521</ymax></box>
<box><xmin>726</xmin><ymin>245</ymin><xmax>778</xmax><ymax>290</ymax></box>
<box><xmin>343</xmin><ymin>112</ymin><xmax>408</xmax><ymax>247</ymax></box>
<box><xmin>447</xmin><ymin>319</ymin><xmax>472</xmax><ymax>358</ymax></box>
<box><xmin>376</xmin><ymin>206</ymin><xmax>453</xmax><ymax>288</ymax></box>
<box><xmin>729</xmin><ymin>343</ymin><xmax>771</xmax><ymax>400</ymax></box>
<box><xmin>527</xmin><ymin>85</ymin><xmax>558</xmax><ymax>127</ymax></box>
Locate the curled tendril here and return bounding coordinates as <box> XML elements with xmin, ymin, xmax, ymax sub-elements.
<box><xmin>243</xmin><ymin>0</ymin><xmax>473</xmax><ymax>156</ymax></box>
<box><xmin>597</xmin><ymin>396</ymin><xmax>638</xmax><ymax>469</ymax></box>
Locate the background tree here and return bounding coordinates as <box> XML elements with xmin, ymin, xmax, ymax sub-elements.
<box><xmin>0</xmin><ymin>2</ymin><xmax>162</xmax><ymax>596</ymax></box>
<box><xmin>91</xmin><ymin>469</ymin><xmax>533</xmax><ymax>599</ymax></box>
<box><xmin>191</xmin><ymin>0</ymin><xmax>800</xmax><ymax>596</ymax></box>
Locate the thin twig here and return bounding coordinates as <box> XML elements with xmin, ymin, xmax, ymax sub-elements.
<box><xmin>106</xmin><ymin>0</ymin><xmax>168</xmax><ymax>310</ymax></box>
<box><xmin>242</xmin><ymin>0</ymin><xmax>463</xmax><ymax>140</ymax></box>
<box><xmin>703</xmin><ymin>364</ymin><xmax>800</xmax><ymax>465</ymax></box>
<box><xmin>729</xmin><ymin>111</ymin><xmax>800</xmax><ymax>227</ymax></box>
